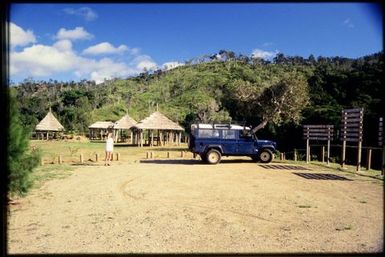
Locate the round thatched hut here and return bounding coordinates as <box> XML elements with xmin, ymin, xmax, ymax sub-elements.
<box><xmin>113</xmin><ymin>114</ymin><xmax>137</xmax><ymax>143</ymax></box>
<box><xmin>88</xmin><ymin>121</ymin><xmax>114</xmax><ymax>140</ymax></box>
<box><xmin>35</xmin><ymin>110</ymin><xmax>65</xmax><ymax>140</ymax></box>
<box><xmin>133</xmin><ymin>111</ymin><xmax>184</xmax><ymax>147</ymax></box>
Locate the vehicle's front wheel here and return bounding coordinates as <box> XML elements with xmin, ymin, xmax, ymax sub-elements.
<box><xmin>206</xmin><ymin>149</ymin><xmax>221</xmax><ymax>164</ymax></box>
<box><xmin>259</xmin><ymin>149</ymin><xmax>273</xmax><ymax>163</ymax></box>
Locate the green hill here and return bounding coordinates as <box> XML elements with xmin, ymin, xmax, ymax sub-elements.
<box><xmin>12</xmin><ymin>51</ymin><xmax>384</xmax><ymax>151</ymax></box>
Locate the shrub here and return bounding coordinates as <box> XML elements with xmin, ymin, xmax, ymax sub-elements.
<box><xmin>8</xmin><ymin>92</ymin><xmax>41</xmax><ymax>197</ymax></box>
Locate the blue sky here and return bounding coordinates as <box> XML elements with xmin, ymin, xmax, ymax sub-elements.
<box><xmin>9</xmin><ymin>3</ymin><xmax>383</xmax><ymax>84</ymax></box>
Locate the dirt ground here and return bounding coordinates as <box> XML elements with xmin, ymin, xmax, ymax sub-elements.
<box><xmin>7</xmin><ymin>158</ymin><xmax>384</xmax><ymax>253</ymax></box>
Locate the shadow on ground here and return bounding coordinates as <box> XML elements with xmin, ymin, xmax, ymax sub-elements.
<box><xmin>140</xmin><ymin>159</ymin><xmax>265</xmax><ymax>165</ymax></box>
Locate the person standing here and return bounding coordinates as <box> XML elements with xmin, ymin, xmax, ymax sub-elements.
<box><xmin>105</xmin><ymin>132</ymin><xmax>114</xmax><ymax>166</ymax></box>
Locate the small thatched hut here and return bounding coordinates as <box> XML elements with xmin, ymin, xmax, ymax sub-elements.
<box><xmin>113</xmin><ymin>114</ymin><xmax>137</xmax><ymax>143</ymax></box>
<box><xmin>35</xmin><ymin>110</ymin><xmax>65</xmax><ymax>140</ymax></box>
<box><xmin>133</xmin><ymin>111</ymin><xmax>184</xmax><ymax>147</ymax></box>
<box><xmin>88</xmin><ymin>121</ymin><xmax>114</xmax><ymax>140</ymax></box>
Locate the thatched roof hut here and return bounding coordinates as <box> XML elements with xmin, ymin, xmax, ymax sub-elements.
<box><xmin>34</xmin><ymin>110</ymin><xmax>65</xmax><ymax>140</ymax></box>
<box><xmin>114</xmin><ymin>114</ymin><xmax>137</xmax><ymax>129</ymax></box>
<box><xmin>88</xmin><ymin>121</ymin><xmax>114</xmax><ymax>140</ymax></box>
<box><xmin>133</xmin><ymin>111</ymin><xmax>184</xmax><ymax>147</ymax></box>
<box><xmin>89</xmin><ymin>121</ymin><xmax>115</xmax><ymax>129</ymax></box>
<box><xmin>113</xmin><ymin>114</ymin><xmax>137</xmax><ymax>143</ymax></box>
<box><xmin>134</xmin><ymin>111</ymin><xmax>183</xmax><ymax>131</ymax></box>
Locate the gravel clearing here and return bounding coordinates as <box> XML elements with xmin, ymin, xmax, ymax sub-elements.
<box><xmin>7</xmin><ymin>159</ymin><xmax>384</xmax><ymax>253</ymax></box>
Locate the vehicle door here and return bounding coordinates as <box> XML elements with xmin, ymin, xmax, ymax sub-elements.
<box><xmin>237</xmin><ymin>131</ymin><xmax>254</xmax><ymax>154</ymax></box>
<box><xmin>220</xmin><ymin>129</ymin><xmax>237</xmax><ymax>154</ymax></box>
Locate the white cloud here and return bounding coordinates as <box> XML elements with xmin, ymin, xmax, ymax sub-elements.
<box><xmin>162</xmin><ymin>61</ymin><xmax>184</xmax><ymax>70</ymax></box>
<box><xmin>262</xmin><ymin>42</ymin><xmax>273</xmax><ymax>47</ymax></box>
<box><xmin>56</xmin><ymin>27</ymin><xmax>93</xmax><ymax>41</ymax></box>
<box><xmin>9</xmin><ymin>22</ymin><xmax>36</xmax><ymax>48</ymax></box>
<box><xmin>53</xmin><ymin>39</ymin><xmax>73</xmax><ymax>52</ymax></box>
<box><xmin>343</xmin><ymin>18</ymin><xmax>355</xmax><ymax>28</ymax></box>
<box><xmin>82</xmin><ymin>42</ymin><xmax>129</xmax><ymax>55</ymax></box>
<box><xmin>10</xmin><ymin>41</ymin><xmax>158</xmax><ymax>84</ymax></box>
<box><xmin>10</xmin><ymin>24</ymin><xmax>162</xmax><ymax>84</ymax></box>
<box><xmin>87</xmin><ymin>58</ymin><xmax>137</xmax><ymax>84</ymax></box>
<box><xmin>132</xmin><ymin>55</ymin><xmax>158</xmax><ymax>71</ymax></box>
<box><xmin>251</xmin><ymin>48</ymin><xmax>278</xmax><ymax>59</ymax></box>
<box><xmin>63</xmin><ymin>7</ymin><xmax>98</xmax><ymax>21</ymax></box>
<box><xmin>10</xmin><ymin>43</ymin><xmax>79</xmax><ymax>76</ymax></box>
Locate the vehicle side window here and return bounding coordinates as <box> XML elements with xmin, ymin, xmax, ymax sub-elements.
<box><xmin>239</xmin><ymin>130</ymin><xmax>252</xmax><ymax>139</ymax></box>
<box><xmin>198</xmin><ymin>129</ymin><xmax>220</xmax><ymax>138</ymax></box>
<box><xmin>222</xmin><ymin>129</ymin><xmax>236</xmax><ymax>139</ymax></box>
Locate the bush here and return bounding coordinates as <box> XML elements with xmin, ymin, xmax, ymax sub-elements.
<box><xmin>8</xmin><ymin>92</ymin><xmax>41</xmax><ymax>197</ymax></box>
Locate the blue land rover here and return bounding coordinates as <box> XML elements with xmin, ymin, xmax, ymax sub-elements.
<box><xmin>188</xmin><ymin>123</ymin><xmax>277</xmax><ymax>164</ymax></box>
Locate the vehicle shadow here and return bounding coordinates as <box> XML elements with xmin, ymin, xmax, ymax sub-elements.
<box><xmin>140</xmin><ymin>159</ymin><xmax>256</xmax><ymax>165</ymax></box>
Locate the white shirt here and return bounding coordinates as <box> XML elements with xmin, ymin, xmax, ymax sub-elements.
<box><xmin>106</xmin><ymin>138</ymin><xmax>114</xmax><ymax>152</ymax></box>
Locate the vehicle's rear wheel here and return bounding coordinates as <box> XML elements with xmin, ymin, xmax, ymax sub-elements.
<box><xmin>206</xmin><ymin>149</ymin><xmax>221</xmax><ymax>164</ymax></box>
<box><xmin>259</xmin><ymin>149</ymin><xmax>273</xmax><ymax>163</ymax></box>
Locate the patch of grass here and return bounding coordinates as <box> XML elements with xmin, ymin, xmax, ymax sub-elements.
<box><xmin>335</xmin><ymin>225</ymin><xmax>352</xmax><ymax>231</ymax></box>
<box><xmin>31</xmin><ymin>140</ymin><xmax>190</xmax><ymax>163</ymax></box>
<box><xmin>297</xmin><ymin>205</ymin><xmax>312</xmax><ymax>208</ymax></box>
<box><xmin>31</xmin><ymin>164</ymin><xmax>75</xmax><ymax>190</ymax></box>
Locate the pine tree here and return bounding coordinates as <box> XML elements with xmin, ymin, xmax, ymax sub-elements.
<box><xmin>8</xmin><ymin>91</ymin><xmax>41</xmax><ymax>197</ymax></box>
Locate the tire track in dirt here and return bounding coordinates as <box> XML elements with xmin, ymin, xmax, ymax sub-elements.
<box><xmin>118</xmin><ymin>177</ymin><xmax>274</xmax><ymax>223</ymax></box>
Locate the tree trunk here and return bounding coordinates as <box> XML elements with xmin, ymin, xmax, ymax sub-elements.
<box><xmin>251</xmin><ymin>120</ymin><xmax>268</xmax><ymax>134</ymax></box>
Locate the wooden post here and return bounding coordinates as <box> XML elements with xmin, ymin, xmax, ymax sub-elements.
<box><xmin>357</xmin><ymin>141</ymin><xmax>362</xmax><ymax>172</ymax></box>
<box><xmin>294</xmin><ymin>149</ymin><xmax>297</xmax><ymax>162</ymax></box>
<box><xmin>280</xmin><ymin>153</ymin><xmax>283</xmax><ymax>160</ymax></box>
<box><xmin>181</xmin><ymin>151</ymin><xmax>184</xmax><ymax>158</ymax></box>
<box><xmin>327</xmin><ymin>140</ymin><xmax>330</xmax><ymax>165</ymax></box>
<box><xmin>283</xmin><ymin>153</ymin><xmax>286</xmax><ymax>160</ymax></box>
<box><xmin>321</xmin><ymin>146</ymin><xmax>325</xmax><ymax>163</ymax></box>
<box><xmin>366</xmin><ymin>148</ymin><xmax>372</xmax><ymax>170</ymax></box>
<box><xmin>116</xmin><ymin>152</ymin><xmax>120</xmax><ymax>161</ymax></box>
<box><xmin>146</xmin><ymin>152</ymin><xmax>149</xmax><ymax>159</ymax></box>
<box><xmin>178</xmin><ymin>132</ymin><xmax>182</xmax><ymax>146</ymax></box>
<box><xmin>58</xmin><ymin>155</ymin><xmax>62</xmax><ymax>164</ymax></box>
<box><xmin>80</xmin><ymin>153</ymin><xmax>84</xmax><ymax>164</ymax></box>
<box><xmin>341</xmin><ymin>140</ymin><xmax>346</xmax><ymax>169</ymax></box>
<box><xmin>306</xmin><ymin>139</ymin><xmax>310</xmax><ymax>163</ymax></box>
<box><xmin>341</xmin><ymin>111</ymin><xmax>347</xmax><ymax>169</ymax></box>
<box><xmin>95</xmin><ymin>153</ymin><xmax>99</xmax><ymax>162</ymax></box>
<box><xmin>151</xmin><ymin>130</ymin><xmax>154</xmax><ymax>147</ymax></box>
<box><xmin>167</xmin><ymin>152</ymin><xmax>170</xmax><ymax>158</ymax></box>
<box><xmin>381</xmin><ymin>145</ymin><xmax>385</xmax><ymax>175</ymax></box>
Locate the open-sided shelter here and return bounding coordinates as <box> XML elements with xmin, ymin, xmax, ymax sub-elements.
<box><xmin>35</xmin><ymin>110</ymin><xmax>65</xmax><ymax>140</ymax></box>
<box><xmin>113</xmin><ymin>114</ymin><xmax>137</xmax><ymax>143</ymax></box>
<box><xmin>88</xmin><ymin>121</ymin><xmax>114</xmax><ymax>140</ymax></box>
<box><xmin>133</xmin><ymin>111</ymin><xmax>184</xmax><ymax>147</ymax></box>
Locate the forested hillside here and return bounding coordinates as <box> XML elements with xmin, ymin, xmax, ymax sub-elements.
<box><xmin>12</xmin><ymin>50</ymin><xmax>384</xmax><ymax>150</ymax></box>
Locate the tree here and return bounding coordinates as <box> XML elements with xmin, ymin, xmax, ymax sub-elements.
<box><xmin>232</xmin><ymin>72</ymin><xmax>310</xmax><ymax>133</ymax></box>
<box><xmin>8</xmin><ymin>91</ymin><xmax>40</xmax><ymax>197</ymax></box>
